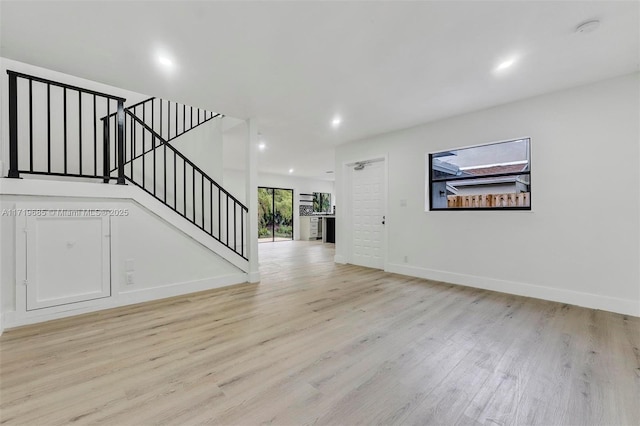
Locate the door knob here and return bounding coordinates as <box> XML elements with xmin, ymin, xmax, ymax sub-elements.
<box><xmin>382</xmin><ymin>215</ymin><xmax>386</xmax><ymax>225</ymax></box>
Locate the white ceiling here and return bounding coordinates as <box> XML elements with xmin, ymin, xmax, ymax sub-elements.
<box><xmin>1</xmin><ymin>1</ymin><xmax>638</xmax><ymax>181</ymax></box>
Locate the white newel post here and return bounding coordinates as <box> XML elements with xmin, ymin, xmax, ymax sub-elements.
<box><xmin>246</xmin><ymin>118</ymin><xmax>260</xmax><ymax>282</ymax></box>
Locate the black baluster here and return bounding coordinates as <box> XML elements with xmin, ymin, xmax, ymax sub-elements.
<box><xmin>131</xmin><ymin>115</ymin><xmax>135</xmax><ymax>178</ymax></box>
<box><xmin>7</xmin><ymin>73</ymin><xmax>19</xmax><ymax>178</ymax></box>
<box><xmin>153</xmin><ymin>134</ymin><xmax>156</xmax><ymax>195</ymax></box>
<box><xmin>47</xmin><ymin>84</ymin><xmax>51</xmax><ymax>173</ymax></box>
<box><xmin>116</xmin><ymin>100</ymin><xmax>125</xmax><ymax>184</ymax></box>
<box><xmin>28</xmin><ymin>79</ymin><xmax>33</xmax><ymax>172</ymax></box>
<box><xmin>183</xmin><ymin>161</ymin><xmax>187</xmax><ymax>215</ymax></box>
<box><xmin>93</xmin><ymin>95</ymin><xmax>97</xmax><ymax>175</ymax></box>
<box><xmin>103</xmin><ymin>100</ymin><xmax>110</xmax><ymax>183</ymax></box>
<box><xmin>102</xmin><ymin>117</ymin><xmax>110</xmax><ymax>183</ymax></box>
<box><xmin>78</xmin><ymin>91</ymin><xmax>82</xmax><ymax>175</ymax></box>
<box><xmin>192</xmin><ymin>167</ymin><xmax>196</xmax><ymax>222</ymax></box>
<box><xmin>123</xmin><ymin>115</ymin><xmax>127</xmax><ymax>178</ymax></box>
<box><xmin>142</xmin><ymin>104</ymin><xmax>145</xmax><ymax>189</ymax></box>
<box><xmin>63</xmin><ymin>88</ymin><xmax>67</xmax><ymax>174</ymax></box>
<box><xmin>209</xmin><ymin>183</ymin><xmax>213</xmax><ymax>235</ymax></box>
<box><xmin>114</xmin><ymin>110</ymin><xmax>117</xmax><ymax>178</ymax></box>
<box><xmin>201</xmin><ymin>174</ymin><xmax>204</xmax><ymax>228</ymax></box>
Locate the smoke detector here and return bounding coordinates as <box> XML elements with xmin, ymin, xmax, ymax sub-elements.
<box><xmin>575</xmin><ymin>20</ymin><xmax>600</xmax><ymax>34</ymax></box>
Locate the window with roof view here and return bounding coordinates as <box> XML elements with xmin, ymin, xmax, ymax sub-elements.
<box><xmin>427</xmin><ymin>138</ymin><xmax>531</xmax><ymax>210</ymax></box>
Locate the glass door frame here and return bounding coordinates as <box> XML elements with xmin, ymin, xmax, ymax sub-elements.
<box><xmin>258</xmin><ymin>186</ymin><xmax>294</xmax><ymax>243</ymax></box>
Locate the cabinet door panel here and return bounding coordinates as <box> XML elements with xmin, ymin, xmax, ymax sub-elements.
<box><xmin>26</xmin><ymin>215</ymin><xmax>111</xmax><ymax>310</ymax></box>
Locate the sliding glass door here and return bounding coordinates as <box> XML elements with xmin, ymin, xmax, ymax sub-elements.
<box><xmin>274</xmin><ymin>189</ymin><xmax>293</xmax><ymax>240</ymax></box>
<box><xmin>258</xmin><ymin>187</ymin><xmax>293</xmax><ymax>242</ymax></box>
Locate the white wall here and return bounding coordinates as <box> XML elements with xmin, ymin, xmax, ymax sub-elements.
<box><xmin>0</xmin><ymin>192</ymin><xmax>243</xmax><ymax>328</ymax></box>
<box><xmin>0</xmin><ymin>58</ymin><xmax>228</xmax><ymax>190</ymax></box>
<box><xmin>125</xmin><ymin>99</ymin><xmax>225</xmax><ymax>185</ymax></box>
<box><xmin>126</xmin><ymin>116</ymin><xmax>232</xmax><ymax>244</ymax></box>
<box><xmin>224</xmin><ymin>169</ymin><xmax>334</xmax><ymax>240</ymax></box>
<box><xmin>0</xmin><ymin>57</ymin><xmax>150</xmax><ymax>332</ymax></box>
<box><xmin>115</xmin><ymin>199</ymin><xmax>239</xmax><ymax>289</ymax></box>
<box><xmin>336</xmin><ymin>73</ymin><xmax>640</xmax><ymax>316</ymax></box>
<box><xmin>0</xmin><ymin>59</ymin><xmax>245</xmax><ymax>331</ymax></box>
<box><xmin>0</xmin><ymin>57</ymin><xmax>149</xmax><ymax>178</ymax></box>
<box><xmin>0</xmin><ymin>58</ymin><xmax>235</xmax><ymax>256</ymax></box>
<box><xmin>1</xmin><ymin>57</ymin><xmax>226</xmax><ymax>197</ymax></box>
<box><xmin>172</xmin><ymin>116</ymin><xmax>224</xmax><ymax>183</ymax></box>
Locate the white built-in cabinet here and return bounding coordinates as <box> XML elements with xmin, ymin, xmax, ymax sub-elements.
<box><xmin>17</xmin><ymin>205</ymin><xmax>111</xmax><ymax>311</ymax></box>
<box><xmin>299</xmin><ymin>216</ymin><xmax>319</xmax><ymax>240</ymax></box>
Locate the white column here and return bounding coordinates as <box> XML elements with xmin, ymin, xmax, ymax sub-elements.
<box><xmin>245</xmin><ymin>118</ymin><xmax>260</xmax><ymax>282</ymax></box>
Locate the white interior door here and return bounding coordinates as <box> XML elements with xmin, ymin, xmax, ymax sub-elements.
<box><xmin>25</xmin><ymin>214</ymin><xmax>111</xmax><ymax>310</ymax></box>
<box><xmin>350</xmin><ymin>160</ymin><xmax>385</xmax><ymax>269</ymax></box>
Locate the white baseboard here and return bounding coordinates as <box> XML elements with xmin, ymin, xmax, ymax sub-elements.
<box><xmin>334</xmin><ymin>254</ymin><xmax>347</xmax><ymax>264</ymax></box>
<box><xmin>247</xmin><ymin>271</ymin><xmax>261</xmax><ymax>283</ymax></box>
<box><xmin>117</xmin><ymin>273</ymin><xmax>247</xmax><ymax>305</ymax></box>
<box><xmin>2</xmin><ymin>273</ymin><xmax>247</xmax><ymax>329</ymax></box>
<box><xmin>386</xmin><ymin>263</ymin><xmax>640</xmax><ymax>317</ymax></box>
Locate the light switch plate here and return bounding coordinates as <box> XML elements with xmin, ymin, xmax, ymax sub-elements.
<box><xmin>125</xmin><ymin>259</ymin><xmax>135</xmax><ymax>271</ymax></box>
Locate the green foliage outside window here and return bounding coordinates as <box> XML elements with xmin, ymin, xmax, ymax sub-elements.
<box><xmin>258</xmin><ymin>187</ymin><xmax>293</xmax><ymax>240</ymax></box>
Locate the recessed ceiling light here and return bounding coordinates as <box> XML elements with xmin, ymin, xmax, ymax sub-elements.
<box><xmin>288</xmin><ymin>168</ymin><xmax>294</xmax><ymax>174</ymax></box>
<box><xmin>576</xmin><ymin>20</ymin><xmax>600</xmax><ymax>34</ymax></box>
<box><xmin>331</xmin><ymin>117</ymin><xmax>342</xmax><ymax>128</ymax></box>
<box><xmin>258</xmin><ymin>142</ymin><xmax>266</xmax><ymax>151</ymax></box>
<box><xmin>495</xmin><ymin>57</ymin><xmax>517</xmax><ymax>72</ymax></box>
<box><xmin>157</xmin><ymin>55</ymin><xmax>174</xmax><ymax>68</ymax></box>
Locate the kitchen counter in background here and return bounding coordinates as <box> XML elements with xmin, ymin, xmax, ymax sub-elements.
<box><xmin>299</xmin><ymin>215</ymin><xmax>335</xmax><ymax>243</ymax></box>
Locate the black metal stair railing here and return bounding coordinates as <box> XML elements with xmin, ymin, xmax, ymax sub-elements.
<box><xmin>104</xmin><ymin>97</ymin><xmax>247</xmax><ymax>259</ymax></box>
<box><xmin>104</xmin><ymin>97</ymin><xmax>223</xmax><ymax>169</ymax></box>
<box><xmin>6</xmin><ymin>70</ymin><xmax>126</xmax><ymax>183</ymax></box>
<box><xmin>6</xmin><ymin>70</ymin><xmax>248</xmax><ymax>260</ymax></box>
<box><xmin>116</xmin><ymin>110</ymin><xmax>248</xmax><ymax>259</ymax></box>
<box><xmin>128</xmin><ymin>97</ymin><xmax>222</xmax><ymax>142</ymax></box>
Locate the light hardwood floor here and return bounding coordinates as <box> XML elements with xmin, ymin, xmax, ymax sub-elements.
<box><xmin>1</xmin><ymin>241</ymin><xmax>639</xmax><ymax>425</ymax></box>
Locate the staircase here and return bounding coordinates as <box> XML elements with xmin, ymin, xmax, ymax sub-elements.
<box><xmin>6</xmin><ymin>70</ymin><xmax>248</xmax><ymax>261</ymax></box>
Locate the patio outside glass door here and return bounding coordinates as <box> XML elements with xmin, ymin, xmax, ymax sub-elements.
<box><xmin>258</xmin><ymin>187</ymin><xmax>293</xmax><ymax>242</ymax></box>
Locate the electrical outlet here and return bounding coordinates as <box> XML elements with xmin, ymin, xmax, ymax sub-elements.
<box><xmin>403</xmin><ymin>255</ymin><xmax>408</xmax><ymax>263</ymax></box>
<box><xmin>126</xmin><ymin>272</ymin><xmax>135</xmax><ymax>285</ymax></box>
